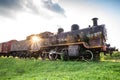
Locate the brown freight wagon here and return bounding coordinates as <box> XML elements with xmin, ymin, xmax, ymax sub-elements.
<box><xmin>0</xmin><ymin>40</ymin><xmax>16</xmax><ymax>57</ymax></box>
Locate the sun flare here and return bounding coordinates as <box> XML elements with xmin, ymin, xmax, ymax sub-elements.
<box><xmin>31</xmin><ymin>36</ymin><xmax>40</xmax><ymax>43</ymax></box>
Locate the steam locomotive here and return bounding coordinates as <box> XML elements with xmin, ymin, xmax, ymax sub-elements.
<box><xmin>0</xmin><ymin>18</ymin><xmax>117</xmax><ymax>60</ymax></box>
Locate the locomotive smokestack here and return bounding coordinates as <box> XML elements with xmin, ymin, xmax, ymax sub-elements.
<box><xmin>92</xmin><ymin>18</ymin><xmax>98</xmax><ymax>26</ymax></box>
<box><xmin>57</xmin><ymin>28</ymin><xmax>64</xmax><ymax>34</ymax></box>
<box><xmin>71</xmin><ymin>24</ymin><xmax>79</xmax><ymax>31</ymax></box>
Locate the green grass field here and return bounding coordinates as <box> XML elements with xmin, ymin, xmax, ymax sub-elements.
<box><xmin>0</xmin><ymin>52</ymin><xmax>120</xmax><ymax>80</ymax></box>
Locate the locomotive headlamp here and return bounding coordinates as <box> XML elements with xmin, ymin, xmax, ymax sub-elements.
<box><xmin>31</xmin><ymin>36</ymin><xmax>40</xmax><ymax>43</ymax></box>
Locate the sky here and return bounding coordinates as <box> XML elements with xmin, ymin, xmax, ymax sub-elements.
<box><xmin>0</xmin><ymin>0</ymin><xmax>120</xmax><ymax>49</ymax></box>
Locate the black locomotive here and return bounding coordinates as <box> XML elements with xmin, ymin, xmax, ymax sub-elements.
<box><xmin>0</xmin><ymin>18</ymin><xmax>117</xmax><ymax>60</ymax></box>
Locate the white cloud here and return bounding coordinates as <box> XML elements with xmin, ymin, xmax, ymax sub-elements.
<box><xmin>0</xmin><ymin>0</ymin><xmax>65</xmax><ymax>18</ymax></box>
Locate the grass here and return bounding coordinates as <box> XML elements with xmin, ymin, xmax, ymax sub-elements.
<box><xmin>0</xmin><ymin>56</ymin><xmax>120</xmax><ymax>80</ymax></box>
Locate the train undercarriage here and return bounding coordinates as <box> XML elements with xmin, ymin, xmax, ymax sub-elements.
<box><xmin>38</xmin><ymin>43</ymin><xmax>101</xmax><ymax>61</ymax></box>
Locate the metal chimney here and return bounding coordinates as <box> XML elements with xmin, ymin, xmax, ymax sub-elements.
<box><xmin>92</xmin><ymin>18</ymin><xmax>98</xmax><ymax>26</ymax></box>
<box><xmin>57</xmin><ymin>28</ymin><xmax>64</xmax><ymax>34</ymax></box>
<box><xmin>71</xmin><ymin>24</ymin><xmax>79</xmax><ymax>31</ymax></box>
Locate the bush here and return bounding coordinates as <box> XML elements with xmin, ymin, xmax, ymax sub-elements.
<box><xmin>104</xmin><ymin>52</ymin><xmax>120</xmax><ymax>60</ymax></box>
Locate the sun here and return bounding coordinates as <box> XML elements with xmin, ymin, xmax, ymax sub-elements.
<box><xmin>31</xmin><ymin>36</ymin><xmax>40</xmax><ymax>43</ymax></box>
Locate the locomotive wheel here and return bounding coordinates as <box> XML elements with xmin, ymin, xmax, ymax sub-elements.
<box><xmin>48</xmin><ymin>50</ymin><xmax>58</xmax><ymax>60</ymax></box>
<box><xmin>49</xmin><ymin>54</ymin><xmax>58</xmax><ymax>61</ymax></box>
<box><xmin>83</xmin><ymin>50</ymin><xmax>93</xmax><ymax>61</ymax></box>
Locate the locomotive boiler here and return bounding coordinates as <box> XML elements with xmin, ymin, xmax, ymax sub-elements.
<box><xmin>0</xmin><ymin>18</ymin><xmax>117</xmax><ymax>60</ymax></box>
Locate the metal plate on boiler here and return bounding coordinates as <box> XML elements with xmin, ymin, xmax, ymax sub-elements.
<box><xmin>68</xmin><ymin>45</ymin><xmax>79</xmax><ymax>57</ymax></box>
